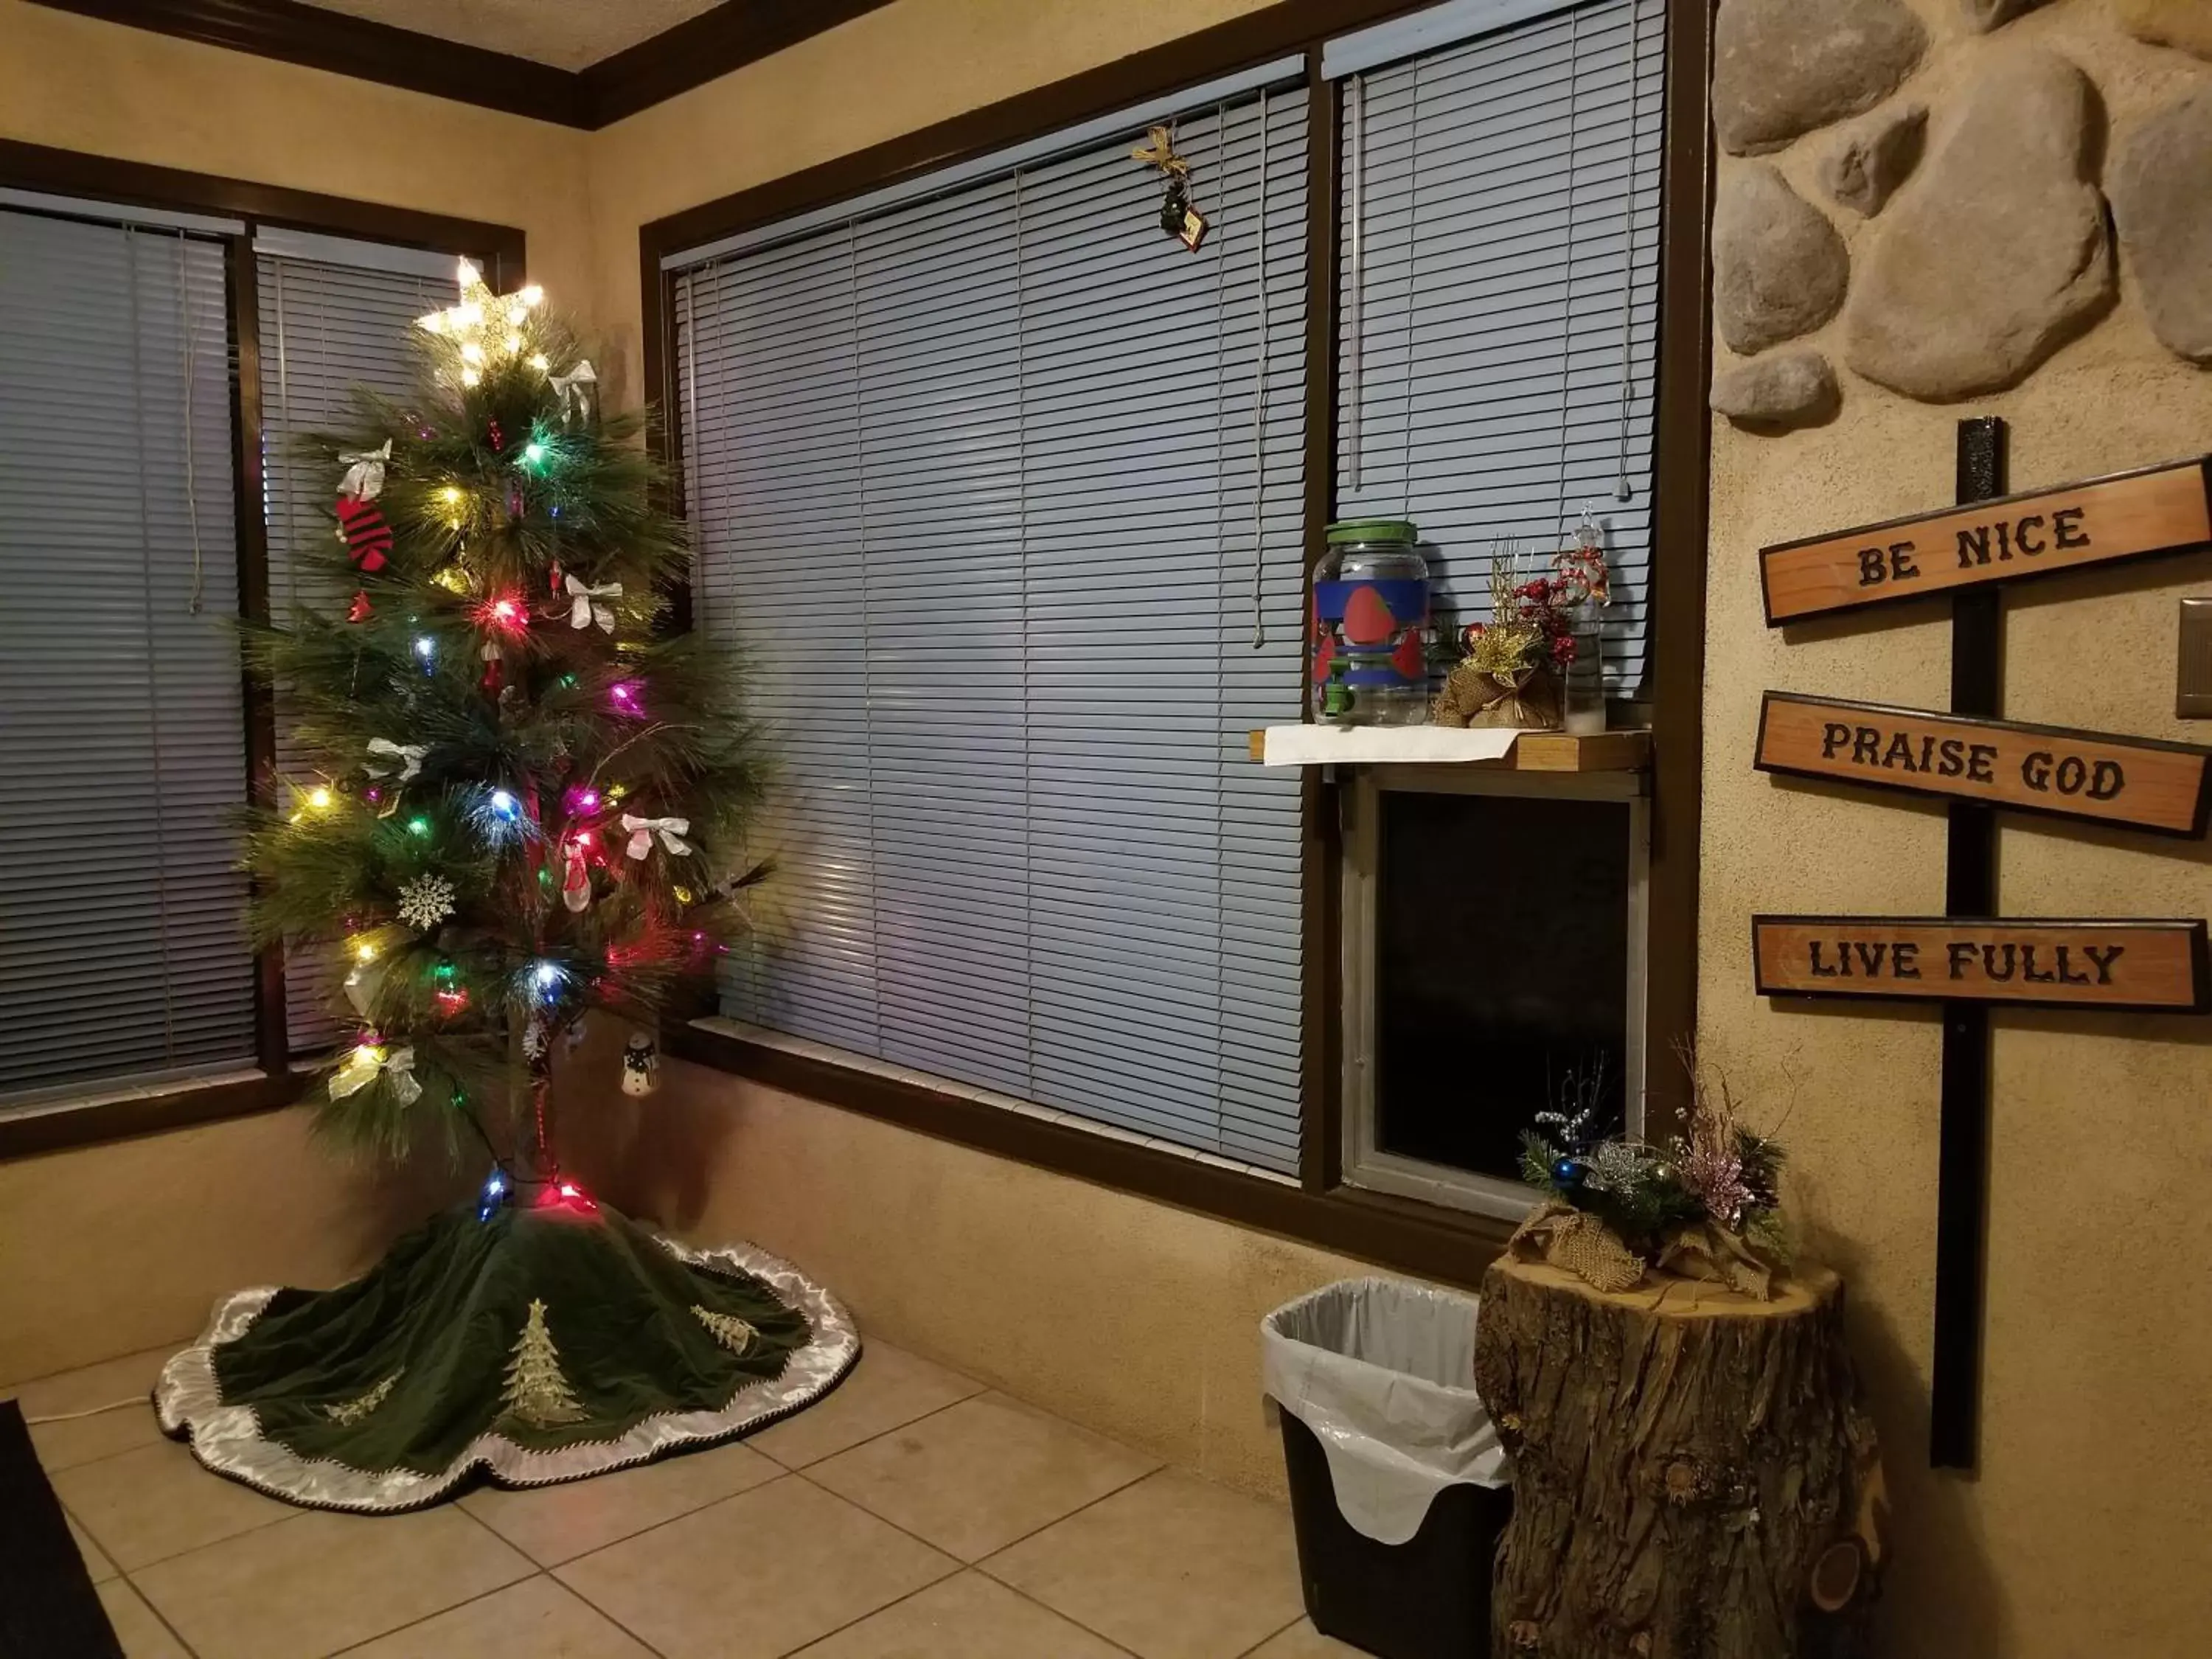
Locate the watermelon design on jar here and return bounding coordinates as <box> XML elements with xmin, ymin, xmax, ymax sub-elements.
<box><xmin>1310</xmin><ymin>519</ymin><xmax>1434</xmax><ymax>726</ymax></box>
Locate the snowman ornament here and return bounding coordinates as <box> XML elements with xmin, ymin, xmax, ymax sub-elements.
<box><xmin>622</xmin><ymin>1030</ymin><xmax>661</xmax><ymax>1097</ymax></box>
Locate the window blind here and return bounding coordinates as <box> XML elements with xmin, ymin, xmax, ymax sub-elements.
<box><xmin>1336</xmin><ymin>0</ymin><xmax>1666</xmax><ymax>700</ymax></box>
<box><xmin>257</xmin><ymin>243</ymin><xmax>450</xmax><ymax>1051</ymax></box>
<box><xmin>0</xmin><ymin>209</ymin><xmax>251</xmax><ymax>1101</ymax></box>
<box><xmin>677</xmin><ymin>83</ymin><xmax>1309</xmax><ymax>1172</ymax></box>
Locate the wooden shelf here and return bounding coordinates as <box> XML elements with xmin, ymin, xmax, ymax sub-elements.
<box><xmin>1248</xmin><ymin>726</ymin><xmax>1650</xmax><ymax>772</ymax></box>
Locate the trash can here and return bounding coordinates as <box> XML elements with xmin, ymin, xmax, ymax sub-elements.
<box><xmin>1262</xmin><ymin>1278</ymin><xmax>1512</xmax><ymax>1659</ymax></box>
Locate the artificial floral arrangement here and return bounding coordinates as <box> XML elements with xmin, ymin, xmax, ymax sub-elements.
<box><xmin>1433</xmin><ymin>531</ymin><xmax>1611</xmax><ymax>729</ymax></box>
<box><xmin>1509</xmin><ymin>1051</ymin><xmax>1791</xmax><ymax>1298</ymax></box>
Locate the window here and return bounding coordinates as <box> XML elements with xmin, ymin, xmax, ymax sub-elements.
<box><xmin>0</xmin><ymin>202</ymin><xmax>251</xmax><ymax>1101</ymax></box>
<box><xmin>1327</xmin><ymin>0</ymin><xmax>1669</xmax><ymax>1214</ymax></box>
<box><xmin>256</xmin><ymin>231</ymin><xmax>460</xmax><ymax>1052</ymax></box>
<box><xmin>672</xmin><ymin>63</ymin><xmax>1311</xmax><ymax>1171</ymax></box>
<box><xmin>1332</xmin><ymin>0</ymin><xmax>1666</xmax><ymax>702</ymax></box>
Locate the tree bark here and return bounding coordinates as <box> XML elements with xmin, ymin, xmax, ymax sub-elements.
<box><xmin>1474</xmin><ymin>1258</ymin><xmax>1882</xmax><ymax>1659</ymax></box>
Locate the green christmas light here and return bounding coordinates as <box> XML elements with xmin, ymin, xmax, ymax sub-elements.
<box><xmin>407</xmin><ymin>816</ymin><xmax>431</xmax><ymax>836</ymax></box>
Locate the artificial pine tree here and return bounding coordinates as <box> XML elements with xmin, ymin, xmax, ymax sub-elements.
<box><xmin>155</xmin><ymin>262</ymin><xmax>857</xmax><ymax>1511</ymax></box>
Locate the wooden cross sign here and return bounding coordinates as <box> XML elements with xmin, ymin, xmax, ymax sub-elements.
<box><xmin>1759</xmin><ymin>456</ymin><xmax>2212</xmax><ymax>626</ymax></box>
<box><xmin>1753</xmin><ymin>918</ymin><xmax>2211</xmax><ymax>1012</ymax></box>
<box><xmin>1756</xmin><ymin>692</ymin><xmax>2212</xmax><ymax>838</ymax></box>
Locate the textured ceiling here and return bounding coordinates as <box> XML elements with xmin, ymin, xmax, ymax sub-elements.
<box><xmin>299</xmin><ymin>1</ymin><xmax>730</xmax><ymax>71</ymax></box>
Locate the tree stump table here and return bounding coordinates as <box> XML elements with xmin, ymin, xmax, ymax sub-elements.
<box><xmin>1472</xmin><ymin>1257</ymin><xmax>1882</xmax><ymax>1659</ymax></box>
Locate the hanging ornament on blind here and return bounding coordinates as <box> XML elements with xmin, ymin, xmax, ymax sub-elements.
<box><xmin>1130</xmin><ymin>125</ymin><xmax>1208</xmax><ymax>252</ymax></box>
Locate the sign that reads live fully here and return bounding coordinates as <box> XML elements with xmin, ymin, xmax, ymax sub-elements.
<box><xmin>1753</xmin><ymin>918</ymin><xmax>2211</xmax><ymax>1012</ymax></box>
<box><xmin>1760</xmin><ymin>458</ymin><xmax>2212</xmax><ymax>625</ymax></box>
<box><xmin>1755</xmin><ymin>692</ymin><xmax>2212</xmax><ymax>837</ymax></box>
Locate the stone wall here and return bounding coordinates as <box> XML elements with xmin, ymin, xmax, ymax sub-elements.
<box><xmin>1710</xmin><ymin>0</ymin><xmax>2212</xmax><ymax>429</ymax></box>
<box><xmin>1700</xmin><ymin>4</ymin><xmax>2212</xmax><ymax>1654</ymax></box>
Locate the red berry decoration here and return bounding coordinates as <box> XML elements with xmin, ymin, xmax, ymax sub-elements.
<box><xmin>335</xmin><ymin>495</ymin><xmax>392</xmax><ymax>573</ymax></box>
<box><xmin>347</xmin><ymin>591</ymin><xmax>373</xmax><ymax>623</ymax></box>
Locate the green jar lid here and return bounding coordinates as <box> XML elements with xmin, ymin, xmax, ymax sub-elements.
<box><xmin>1325</xmin><ymin>518</ymin><xmax>1419</xmax><ymax>546</ymax></box>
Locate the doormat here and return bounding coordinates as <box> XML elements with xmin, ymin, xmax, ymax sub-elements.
<box><xmin>0</xmin><ymin>1399</ymin><xmax>122</xmax><ymax>1658</ymax></box>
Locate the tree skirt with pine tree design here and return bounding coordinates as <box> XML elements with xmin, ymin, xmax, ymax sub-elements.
<box><xmin>154</xmin><ymin>1199</ymin><xmax>857</xmax><ymax>1512</ymax></box>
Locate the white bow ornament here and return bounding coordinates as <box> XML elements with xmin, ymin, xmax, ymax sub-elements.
<box><xmin>330</xmin><ymin>1042</ymin><xmax>420</xmax><ymax>1105</ymax></box>
<box><xmin>364</xmin><ymin>739</ymin><xmax>427</xmax><ymax>783</ymax></box>
<box><xmin>622</xmin><ymin>814</ymin><xmax>694</xmax><ymax>860</ymax></box>
<box><xmin>550</xmin><ymin>359</ymin><xmax>597</xmax><ymax>426</ymax></box>
<box><xmin>565</xmin><ymin>574</ymin><xmax>622</xmax><ymax>632</ymax></box>
<box><xmin>337</xmin><ymin>439</ymin><xmax>392</xmax><ymax>501</ymax></box>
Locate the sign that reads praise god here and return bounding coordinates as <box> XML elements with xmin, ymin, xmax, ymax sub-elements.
<box><xmin>1760</xmin><ymin>458</ymin><xmax>2212</xmax><ymax>626</ymax></box>
<box><xmin>1756</xmin><ymin>692</ymin><xmax>2212</xmax><ymax>837</ymax></box>
<box><xmin>1753</xmin><ymin>918</ymin><xmax>2210</xmax><ymax>1012</ymax></box>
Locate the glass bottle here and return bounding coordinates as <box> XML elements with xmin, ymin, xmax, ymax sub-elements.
<box><xmin>1310</xmin><ymin>519</ymin><xmax>1434</xmax><ymax>726</ymax></box>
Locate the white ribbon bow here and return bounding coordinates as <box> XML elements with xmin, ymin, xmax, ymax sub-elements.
<box><xmin>337</xmin><ymin>439</ymin><xmax>392</xmax><ymax>501</ymax></box>
<box><xmin>364</xmin><ymin>739</ymin><xmax>426</xmax><ymax>783</ymax></box>
<box><xmin>550</xmin><ymin>359</ymin><xmax>597</xmax><ymax>425</ymax></box>
<box><xmin>564</xmin><ymin>573</ymin><xmax>622</xmax><ymax>632</ymax></box>
<box><xmin>622</xmin><ymin>814</ymin><xmax>694</xmax><ymax>860</ymax></box>
<box><xmin>330</xmin><ymin>1042</ymin><xmax>419</xmax><ymax>1105</ymax></box>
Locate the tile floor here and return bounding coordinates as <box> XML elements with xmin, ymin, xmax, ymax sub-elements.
<box><xmin>10</xmin><ymin>1338</ymin><xmax>1363</xmax><ymax>1658</ymax></box>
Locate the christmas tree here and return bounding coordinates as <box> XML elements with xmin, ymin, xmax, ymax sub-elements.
<box><xmin>242</xmin><ymin>260</ymin><xmax>759</xmax><ymax>1174</ymax></box>
<box><xmin>154</xmin><ymin>262</ymin><xmax>858</xmax><ymax>1512</ymax></box>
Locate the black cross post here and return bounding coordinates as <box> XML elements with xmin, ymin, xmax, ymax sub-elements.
<box><xmin>1930</xmin><ymin>415</ymin><xmax>2008</xmax><ymax>1470</ymax></box>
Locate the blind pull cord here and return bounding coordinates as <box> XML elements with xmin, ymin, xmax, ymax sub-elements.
<box><xmin>1251</xmin><ymin>88</ymin><xmax>1271</xmax><ymax>650</ymax></box>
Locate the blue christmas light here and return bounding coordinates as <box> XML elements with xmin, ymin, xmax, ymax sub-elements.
<box><xmin>529</xmin><ymin>960</ymin><xmax>566</xmax><ymax>1001</ymax></box>
<box><xmin>490</xmin><ymin>790</ymin><xmax>518</xmax><ymax>818</ymax></box>
<box><xmin>413</xmin><ymin>635</ymin><xmax>435</xmax><ymax>661</ymax></box>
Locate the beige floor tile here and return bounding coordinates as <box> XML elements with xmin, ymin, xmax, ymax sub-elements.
<box><xmin>133</xmin><ymin>1506</ymin><xmax>533</xmax><ymax>1659</ymax></box>
<box><xmin>69</xmin><ymin>1514</ymin><xmax>119</xmax><ymax>1584</ymax></box>
<box><xmin>983</xmin><ymin>1470</ymin><xmax>1304</xmax><ymax>1659</ymax></box>
<box><xmin>52</xmin><ymin>1438</ymin><xmax>292</xmax><ymax>1571</ymax></box>
<box><xmin>94</xmin><ymin>1580</ymin><xmax>192</xmax><ymax>1659</ymax></box>
<box><xmin>790</xmin><ymin>1570</ymin><xmax>1130</xmax><ymax>1658</ymax></box>
<box><xmin>750</xmin><ymin>1342</ymin><xmax>984</xmax><ymax>1470</ymax></box>
<box><xmin>334</xmin><ymin>1576</ymin><xmax>658</xmax><ymax>1658</ymax></box>
<box><xmin>11</xmin><ymin>1345</ymin><xmax>179</xmax><ymax>1470</ymax></box>
<box><xmin>1242</xmin><ymin>1618</ymin><xmax>1364</xmax><ymax>1658</ymax></box>
<box><xmin>807</xmin><ymin>1392</ymin><xmax>1158</xmax><ymax>1562</ymax></box>
<box><xmin>462</xmin><ymin>1439</ymin><xmax>782</xmax><ymax>1565</ymax></box>
<box><xmin>557</xmin><ymin>1473</ymin><xmax>956</xmax><ymax>1659</ymax></box>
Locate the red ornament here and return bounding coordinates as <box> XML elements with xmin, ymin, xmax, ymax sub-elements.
<box><xmin>487</xmin><ymin>418</ymin><xmax>505</xmax><ymax>452</ymax></box>
<box><xmin>347</xmin><ymin>591</ymin><xmax>373</xmax><ymax>623</ymax></box>
<box><xmin>335</xmin><ymin>495</ymin><xmax>392</xmax><ymax>572</ymax></box>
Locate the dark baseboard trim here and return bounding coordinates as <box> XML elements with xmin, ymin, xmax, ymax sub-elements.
<box><xmin>664</xmin><ymin>1022</ymin><xmax>1510</xmax><ymax>1290</ymax></box>
<box><xmin>0</xmin><ymin>1069</ymin><xmax>311</xmax><ymax>1162</ymax></box>
<box><xmin>26</xmin><ymin>0</ymin><xmax>902</xmax><ymax>131</ymax></box>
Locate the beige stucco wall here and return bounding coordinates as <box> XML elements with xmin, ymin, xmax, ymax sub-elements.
<box><xmin>0</xmin><ymin>1107</ymin><xmax>462</xmax><ymax>1387</ymax></box>
<box><xmin>0</xmin><ymin>0</ymin><xmax>599</xmax><ymax>316</ymax></box>
<box><xmin>1700</xmin><ymin>5</ymin><xmax>2212</xmax><ymax>1656</ymax></box>
<box><xmin>562</xmin><ymin>1057</ymin><xmax>1380</xmax><ymax>1496</ymax></box>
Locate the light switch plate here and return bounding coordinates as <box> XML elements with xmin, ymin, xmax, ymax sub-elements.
<box><xmin>2180</xmin><ymin>599</ymin><xmax>2212</xmax><ymax>719</ymax></box>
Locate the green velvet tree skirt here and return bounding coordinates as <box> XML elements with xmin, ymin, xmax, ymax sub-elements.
<box><xmin>155</xmin><ymin>1198</ymin><xmax>858</xmax><ymax>1512</ymax></box>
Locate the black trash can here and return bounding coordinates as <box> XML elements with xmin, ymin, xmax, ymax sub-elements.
<box><xmin>1263</xmin><ymin>1279</ymin><xmax>1512</xmax><ymax>1659</ymax></box>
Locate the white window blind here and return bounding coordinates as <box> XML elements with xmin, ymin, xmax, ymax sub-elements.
<box><xmin>0</xmin><ymin>209</ymin><xmax>251</xmax><ymax>1101</ymax></box>
<box><xmin>677</xmin><ymin>83</ymin><xmax>1309</xmax><ymax>1172</ymax></box>
<box><xmin>257</xmin><ymin>242</ymin><xmax>451</xmax><ymax>1051</ymax></box>
<box><xmin>1336</xmin><ymin>0</ymin><xmax>1666</xmax><ymax>699</ymax></box>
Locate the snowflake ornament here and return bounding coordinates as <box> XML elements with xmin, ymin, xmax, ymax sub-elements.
<box><xmin>397</xmin><ymin>874</ymin><xmax>456</xmax><ymax>931</ymax></box>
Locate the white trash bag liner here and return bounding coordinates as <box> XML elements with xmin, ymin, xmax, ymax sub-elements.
<box><xmin>1262</xmin><ymin>1276</ymin><xmax>1510</xmax><ymax>1547</ymax></box>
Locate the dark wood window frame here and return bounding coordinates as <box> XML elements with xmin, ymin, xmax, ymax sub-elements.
<box><xmin>638</xmin><ymin>0</ymin><xmax>1714</xmax><ymax>1287</ymax></box>
<box><xmin>0</xmin><ymin>138</ymin><xmax>526</xmax><ymax>1161</ymax></box>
